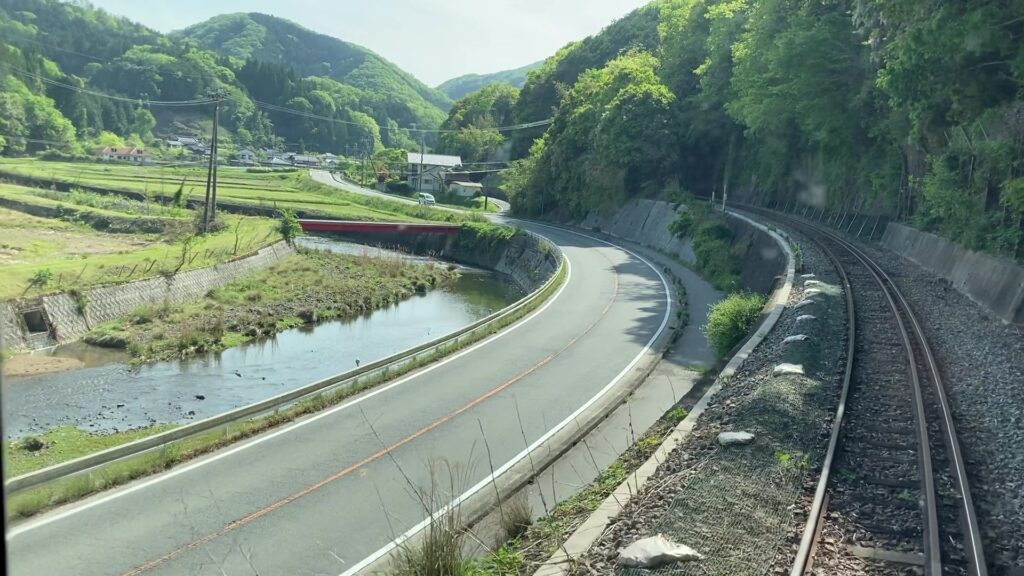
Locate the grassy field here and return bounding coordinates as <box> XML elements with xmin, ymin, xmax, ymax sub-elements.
<box><xmin>0</xmin><ymin>204</ymin><xmax>279</xmax><ymax>300</ymax></box>
<box><xmin>83</xmin><ymin>248</ymin><xmax>458</xmax><ymax>363</ymax></box>
<box><xmin>0</xmin><ymin>159</ymin><xmax>487</xmax><ymax>223</ymax></box>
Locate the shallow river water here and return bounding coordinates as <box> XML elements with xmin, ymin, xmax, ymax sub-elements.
<box><xmin>2</xmin><ymin>238</ymin><xmax>522</xmax><ymax>437</ymax></box>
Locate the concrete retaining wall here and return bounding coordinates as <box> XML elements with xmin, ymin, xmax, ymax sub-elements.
<box><xmin>881</xmin><ymin>223</ymin><xmax>1024</xmax><ymax>324</ymax></box>
<box><xmin>580</xmin><ymin>199</ymin><xmax>785</xmax><ymax>295</ymax></box>
<box><xmin>1</xmin><ymin>241</ymin><xmax>294</xmax><ymax>352</ymax></box>
<box><xmin>581</xmin><ymin>199</ymin><xmax>697</xmax><ymax>264</ymax></box>
<box><xmin>316</xmin><ymin>229</ymin><xmax>561</xmax><ymax>294</ymax></box>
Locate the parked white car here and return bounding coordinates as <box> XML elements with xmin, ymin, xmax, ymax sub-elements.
<box><xmin>417</xmin><ymin>193</ymin><xmax>436</xmax><ymax>206</ymax></box>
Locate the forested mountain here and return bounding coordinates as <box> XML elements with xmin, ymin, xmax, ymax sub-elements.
<box><xmin>505</xmin><ymin>0</ymin><xmax>1024</xmax><ymax>261</ymax></box>
<box><xmin>175</xmin><ymin>13</ymin><xmax>450</xmax><ymax>121</ymax></box>
<box><xmin>0</xmin><ymin>0</ymin><xmax>445</xmax><ymax>156</ymax></box>
<box><xmin>436</xmin><ymin>61</ymin><xmax>541</xmax><ymax>100</ymax></box>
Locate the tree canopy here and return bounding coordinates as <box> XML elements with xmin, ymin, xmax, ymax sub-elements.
<box><xmin>503</xmin><ymin>0</ymin><xmax>1024</xmax><ymax>261</ymax></box>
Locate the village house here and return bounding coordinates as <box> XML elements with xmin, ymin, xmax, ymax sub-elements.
<box><xmin>290</xmin><ymin>154</ymin><xmax>320</xmax><ymax>167</ymax></box>
<box><xmin>95</xmin><ymin>146</ymin><xmax>151</xmax><ymax>164</ymax></box>
<box><xmin>407</xmin><ymin>152</ymin><xmax>462</xmax><ymax>193</ymax></box>
<box><xmin>234</xmin><ymin>149</ymin><xmax>257</xmax><ymax>165</ymax></box>
<box><xmin>449</xmin><ymin>181</ymin><xmax>484</xmax><ymax>198</ymax></box>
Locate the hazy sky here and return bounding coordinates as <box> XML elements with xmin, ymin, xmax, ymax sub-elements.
<box><xmin>87</xmin><ymin>0</ymin><xmax>650</xmax><ymax>86</ymax></box>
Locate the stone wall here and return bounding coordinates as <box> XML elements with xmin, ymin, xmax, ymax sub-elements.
<box><xmin>1</xmin><ymin>241</ymin><xmax>294</xmax><ymax>352</ymax></box>
<box><xmin>882</xmin><ymin>223</ymin><xmax>1024</xmax><ymax>324</ymax></box>
<box><xmin>580</xmin><ymin>199</ymin><xmax>785</xmax><ymax>295</ymax></box>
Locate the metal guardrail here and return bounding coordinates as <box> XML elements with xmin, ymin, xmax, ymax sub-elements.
<box><xmin>4</xmin><ymin>238</ymin><xmax>564</xmax><ymax>496</ymax></box>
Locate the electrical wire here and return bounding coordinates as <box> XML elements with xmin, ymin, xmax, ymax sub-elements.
<box><xmin>253</xmin><ymin>99</ymin><xmax>551</xmax><ymax>134</ymax></box>
<box><xmin>0</xmin><ymin>64</ymin><xmax>218</xmax><ymax>107</ymax></box>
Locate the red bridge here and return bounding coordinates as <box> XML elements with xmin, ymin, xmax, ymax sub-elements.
<box><xmin>298</xmin><ymin>219</ymin><xmax>462</xmax><ymax>235</ymax></box>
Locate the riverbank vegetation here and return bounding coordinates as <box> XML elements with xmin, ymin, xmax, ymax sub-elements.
<box><xmin>83</xmin><ymin>248</ymin><xmax>458</xmax><ymax>363</ymax></box>
<box><xmin>4</xmin><ymin>425</ymin><xmax>175</xmax><ymax>477</ymax></box>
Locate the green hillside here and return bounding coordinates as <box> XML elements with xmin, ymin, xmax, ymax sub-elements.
<box><xmin>0</xmin><ymin>0</ymin><xmax>447</xmax><ymax>156</ymax></box>
<box><xmin>436</xmin><ymin>61</ymin><xmax>542</xmax><ymax>100</ymax></box>
<box><xmin>175</xmin><ymin>13</ymin><xmax>451</xmax><ymax>111</ymax></box>
<box><xmin>506</xmin><ymin>0</ymin><xmax>1024</xmax><ymax>262</ymax></box>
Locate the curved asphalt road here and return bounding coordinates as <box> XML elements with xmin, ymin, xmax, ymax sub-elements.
<box><xmin>309</xmin><ymin>169</ymin><xmax>512</xmax><ymax>213</ymax></box>
<box><xmin>7</xmin><ymin>221</ymin><xmax>670</xmax><ymax>575</ymax></box>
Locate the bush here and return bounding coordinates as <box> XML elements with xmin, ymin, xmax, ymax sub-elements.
<box><xmin>702</xmin><ymin>292</ymin><xmax>766</xmax><ymax>357</ymax></box>
<box><xmin>278</xmin><ymin>208</ymin><xmax>302</xmax><ymax>245</ymax></box>
<box><xmin>386</xmin><ymin>181</ymin><xmax>413</xmax><ymax>195</ymax></box>
<box><xmin>670</xmin><ymin>200</ymin><xmax>741</xmax><ymax>291</ymax></box>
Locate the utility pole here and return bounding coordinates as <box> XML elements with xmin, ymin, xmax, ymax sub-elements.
<box><xmin>202</xmin><ymin>90</ymin><xmax>226</xmax><ymax>232</ymax></box>
<box><xmin>419</xmin><ymin>128</ymin><xmax>426</xmax><ymax>193</ymax></box>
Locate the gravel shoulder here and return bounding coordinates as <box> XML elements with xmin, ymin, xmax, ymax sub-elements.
<box><xmin>571</xmin><ymin>226</ymin><xmax>847</xmax><ymax>575</ymax></box>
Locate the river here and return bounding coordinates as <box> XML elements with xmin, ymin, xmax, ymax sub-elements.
<box><xmin>1</xmin><ymin>238</ymin><xmax>523</xmax><ymax>437</ymax></box>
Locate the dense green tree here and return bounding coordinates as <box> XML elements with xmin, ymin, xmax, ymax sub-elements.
<box><xmin>437</xmin><ymin>84</ymin><xmax>519</xmax><ymax>162</ymax></box>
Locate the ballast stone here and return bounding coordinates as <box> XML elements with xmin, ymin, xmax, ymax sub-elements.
<box><xmin>618</xmin><ymin>534</ymin><xmax>703</xmax><ymax>568</ymax></box>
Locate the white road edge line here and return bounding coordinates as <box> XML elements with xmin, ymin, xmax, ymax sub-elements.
<box><xmin>337</xmin><ymin>223</ymin><xmax>672</xmax><ymax>576</ymax></box>
<box><xmin>8</xmin><ymin>244</ymin><xmax>573</xmax><ymax>538</ymax></box>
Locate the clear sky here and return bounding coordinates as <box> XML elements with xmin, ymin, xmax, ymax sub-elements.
<box><xmin>87</xmin><ymin>0</ymin><xmax>651</xmax><ymax>86</ymax></box>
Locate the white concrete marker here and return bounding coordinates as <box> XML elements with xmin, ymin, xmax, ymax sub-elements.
<box><xmin>796</xmin><ymin>314</ymin><xmax>816</xmax><ymax>323</ymax></box>
<box><xmin>718</xmin><ymin>431</ymin><xmax>756</xmax><ymax>446</ymax></box>
<box><xmin>783</xmin><ymin>334</ymin><xmax>810</xmax><ymax>344</ymax></box>
<box><xmin>773</xmin><ymin>363</ymin><xmax>805</xmax><ymax>376</ymax></box>
<box><xmin>795</xmin><ymin>299</ymin><xmax>817</xmax><ymax>309</ymax></box>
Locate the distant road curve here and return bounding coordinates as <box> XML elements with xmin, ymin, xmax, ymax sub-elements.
<box><xmin>309</xmin><ymin>169</ymin><xmax>512</xmax><ymax>213</ymax></box>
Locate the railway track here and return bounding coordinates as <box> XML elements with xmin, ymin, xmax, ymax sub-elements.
<box><xmin>740</xmin><ymin>206</ymin><xmax>986</xmax><ymax>576</ymax></box>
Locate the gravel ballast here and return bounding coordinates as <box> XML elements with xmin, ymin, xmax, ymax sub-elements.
<box><xmin>860</xmin><ymin>242</ymin><xmax>1024</xmax><ymax>573</ymax></box>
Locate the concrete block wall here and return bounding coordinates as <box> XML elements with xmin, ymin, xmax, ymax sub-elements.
<box><xmin>882</xmin><ymin>223</ymin><xmax>1024</xmax><ymax>324</ymax></box>
<box><xmin>581</xmin><ymin>199</ymin><xmax>697</xmax><ymax>264</ymax></box>
<box><xmin>581</xmin><ymin>199</ymin><xmax>785</xmax><ymax>295</ymax></box>
<box><xmin>321</xmin><ymin>230</ymin><xmax>562</xmax><ymax>294</ymax></box>
<box><xmin>2</xmin><ymin>241</ymin><xmax>294</xmax><ymax>352</ymax></box>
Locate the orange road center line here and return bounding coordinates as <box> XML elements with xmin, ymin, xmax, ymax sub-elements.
<box><xmin>122</xmin><ymin>262</ymin><xmax>623</xmax><ymax>576</ymax></box>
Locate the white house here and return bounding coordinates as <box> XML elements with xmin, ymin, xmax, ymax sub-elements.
<box><xmin>95</xmin><ymin>146</ymin><xmax>151</xmax><ymax>164</ymax></box>
<box><xmin>407</xmin><ymin>152</ymin><xmax>462</xmax><ymax>193</ymax></box>
<box><xmin>450</xmin><ymin>181</ymin><xmax>483</xmax><ymax>198</ymax></box>
<box><xmin>321</xmin><ymin>153</ymin><xmax>338</xmax><ymax>167</ymax></box>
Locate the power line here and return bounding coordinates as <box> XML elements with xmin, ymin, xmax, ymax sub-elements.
<box><xmin>253</xmin><ymin>99</ymin><xmax>551</xmax><ymax>134</ymax></box>
<box><xmin>0</xmin><ymin>64</ymin><xmax>217</xmax><ymax>107</ymax></box>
